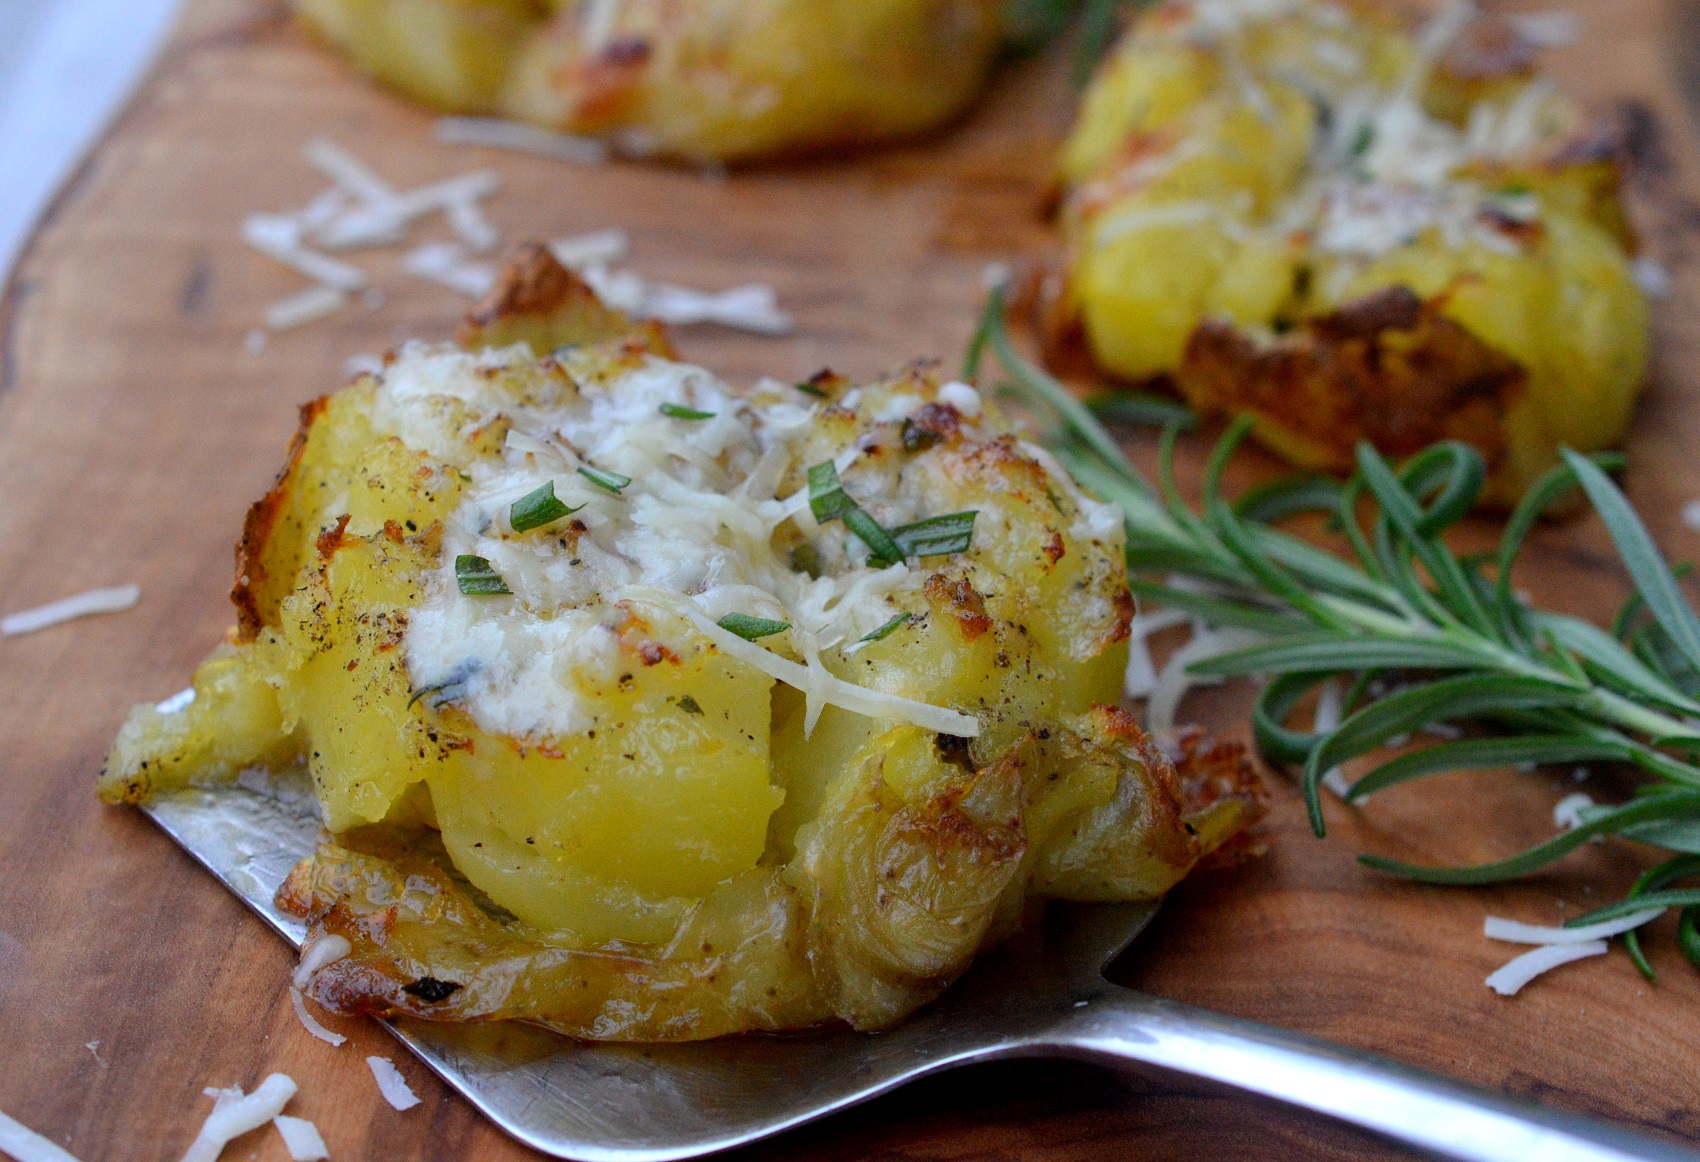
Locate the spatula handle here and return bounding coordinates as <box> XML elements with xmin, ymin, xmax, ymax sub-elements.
<box><xmin>1040</xmin><ymin>986</ymin><xmax>1697</xmax><ymax>1162</ymax></box>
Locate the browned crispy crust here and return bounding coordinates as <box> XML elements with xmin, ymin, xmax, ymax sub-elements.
<box><xmin>1175</xmin><ymin>287</ymin><xmax>1527</xmax><ymax>472</ymax></box>
<box><xmin>923</xmin><ymin>573</ymin><xmax>992</xmax><ymax>642</ymax></box>
<box><xmin>1162</xmin><ymin>725</ymin><xmax>1270</xmax><ymax>869</ymax></box>
<box><xmin>232</xmin><ymin>395</ymin><xmax>328</xmax><ymax>641</ymax></box>
<box><xmin>457</xmin><ymin>243</ymin><xmax>674</xmax><ymax>357</ymax></box>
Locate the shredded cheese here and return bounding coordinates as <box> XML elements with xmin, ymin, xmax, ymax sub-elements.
<box><xmin>1508</xmin><ymin>10</ymin><xmax>1578</xmax><ymax>47</ymax></box>
<box><xmin>1633</xmin><ymin>256</ymin><xmax>1672</xmax><ymax>299</ymax></box>
<box><xmin>1123</xmin><ymin>608</ymin><xmax>1190</xmax><ymax>700</ymax></box>
<box><xmin>288</xmin><ymin>986</ymin><xmax>347</xmax><ymax>1047</ymax></box>
<box><xmin>402</xmin><ymin>243</ymin><xmax>497</xmax><ymax>298</ymax></box>
<box><xmin>577</xmin><ymin>265</ymin><xmax>793</xmax><ymax>335</ymax></box>
<box><xmin>435</xmin><ymin>118</ymin><xmax>609</xmax><ymax>166</ymax></box>
<box><xmin>0</xmin><ymin>1109</ymin><xmax>83</xmax><ymax>1162</ymax></box>
<box><xmin>293</xmin><ymin>934</ymin><xmax>353</xmax><ymax>988</ymax></box>
<box><xmin>304</xmin><ymin>138</ymin><xmax>396</xmax><ymax>207</ymax></box>
<box><xmin>2</xmin><ymin>585</ymin><xmax>140</xmax><ymax>636</ymax></box>
<box><xmin>667</xmin><ymin>596</ymin><xmax>979</xmax><ymax>738</ymax></box>
<box><xmin>264</xmin><ymin>286</ymin><xmax>348</xmax><ymax>332</ymax></box>
<box><xmin>549</xmin><ymin>230</ymin><xmax>630</xmax><ymax>270</ymax></box>
<box><xmin>446</xmin><ymin>198</ymin><xmax>500</xmax><ymax>254</ymax></box>
<box><xmin>1484</xmin><ymin>909</ymin><xmax>1663</xmax><ymax>945</ymax></box>
<box><xmin>1313</xmin><ymin>679</ymin><xmax>1350</xmax><ymax>797</ymax></box>
<box><xmin>271</xmin><ymin>1116</ymin><xmax>328</xmax><ymax>1162</ymax></box>
<box><xmin>1552</xmin><ymin>791</ymin><xmax>1597</xmax><ymax>830</ymax></box>
<box><xmin>1147</xmin><ymin>625</ymin><xmax>1264</xmax><ymax>733</ymax></box>
<box><xmin>156</xmin><ymin>687</ymin><xmax>196</xmax><ymax>714</ymax></box>
<box><xmin>1683</xmin><ymin>500</ymin><xmax>1700</xmax><ymax>534</ymax></box>
<box><xmin>365</xmin><ymin>1058</ymin><xmax>421</xmax><ymax>1112</ymax></box>
<box><xmin>1485</xmin><ymin>940</ymin><xmax>1608</xmax><ymax>996</ymax></box>
<box><xmin>241</xmin><ymin>215</ymin><xmax>368</xmax><ymax>291</ymax></box>
<box><xmin>180</xmin><ymin>1075</ymin><xmax>298</xmax><ymax>1162</ymax></box>
<box><xmin>380</xmin><ymin>345</ymin><xmax>1054</xmax><ymax>744</ymax></box>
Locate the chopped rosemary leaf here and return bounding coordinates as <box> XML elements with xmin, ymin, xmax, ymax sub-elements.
<box><xmin>577</xmin><ymin>464</ymin><xmax>632</xmax><ymax>494</ymax></box>
<box><xmin>509</xmin><ymin>481</ymin><xmax>582</xmax><ymax>533</ymax></box>
<box><xmin>846</xmin><ymin>508</ymin><xmax>905</xmax><ymax>567</ymax></box>
<box><xmin>660</xmin><ymin>403</ymin><xmax>716</xmax><ymax>420</ymax></box>
<box><xmin>455</xmin><ymin>554</ymin><xmax>510</xmax><ymax>595</ymax></box>
<box><xmin>677</xmin><ymin>694</ymin><xmax>705</xmax><ymax>715</ymax></box>
<box><xmin>859</xmin><ymin>612</ymin><xmax>913</xmax><ymax>643</ymax></box>
<box><xmin>888</xmin><ymin>511</ymin><xmax>977</xmax><ymax>559</ymax></box>
<box><xmin>794</xmin><ymin>380</ymin><xmax>828</xmax><ymax>398</ymax></box>
<box><xmin>807</xmin><ymin>460</ymin><xmax>855</xmax><ymax>523</ymax></box>
<box><xmin>717</xmin><ymin>613</ymin><xmax>790</xmax><ymax>641</ymax></box>
<box><xmin>1086</xmin><ymin>391</ymin><xmax>1197</xmax><ymax>430</ymax></box>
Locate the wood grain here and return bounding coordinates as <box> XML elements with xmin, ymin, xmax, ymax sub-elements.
<box><xmin>3</xmin><ymin>0</ymin><xmax>1700</xmax><ymax>1158</ymax></box>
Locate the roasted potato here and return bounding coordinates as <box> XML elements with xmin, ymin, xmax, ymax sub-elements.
<box><xmin>1056</xmin><ymin>0</ymin><xmax>1649</xmax><ymax>502</ymax></box>
<box><xmin>104</xmin><ymin>248</ymin><xmax>1263</xmax><ymax>1039</ymax></box>
<box><xmin>293</xmin><ymin>0</ymin><xmax>1007</xmax><ymax>162</ymax></box>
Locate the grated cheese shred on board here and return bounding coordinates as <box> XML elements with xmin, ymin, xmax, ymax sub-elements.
<box><xmin>1485</xmin><ymin>940</ymin><xmax>1608</xmax><ymax>996</ymax></box>
<box><xmin>1312</xmin><ymin>680</ymin><xmax>1349</xmax><ymax>797</ymax></box>
<box><xmin>365</xmin><ymin>1058</ymin><xmax>421</xmax><ymax>1112</ymax></box>
<box><xmin>435</xmin><ymin>117</ymin><xmax>609</xmax><ymax>166</ymax></box>
<box><xmin>271</xmin><ymin>1116</ymin><xmax>328</xmax><ymax>1162</ymax></box>
<box><xmin>180</xmin><ymin>1074</ymin><xmax>298</xmax><ymax>1162</ymax></box>
<box><xmin>402</xmin><ymin>243</ymin><xmax>497</xmax><ymax>298</ymax></box>
<box><xmin>1123</xmin><ymin>608</ymin><xmax>1190</xmax><ymax>700</ymax></box>
<box><xmin>264</xmin><ymin>287</ymin><xmax>349</xmax><ymax>332</ymax></box>
<box><xmin>288</xmin><ymin>986</ymin><xmax>347</xmax><ymax>1047</ymax></box>
<box><xmin>244</xmin><ymin>140</ymin><xmax>791</xmax><ymax>340</ymax></box>
<box><xmin>1484</xmin><ymin>909</ymin><xmax>1665</xmax><ymax>946</ymax></box>
<box><xmin>0</xmin><ymin>1109</ymin><xmax>84</xmax><ymax>1162</ymax></box>
<box><xmin>2</xmin><ymin>585</ymin><xmax>140</xmax><ymax>636</ymax></box>
<box><xmin>1146</xmin><ymin>625</ymin><xmax>1264</xmax><ymax>734</ymax></box>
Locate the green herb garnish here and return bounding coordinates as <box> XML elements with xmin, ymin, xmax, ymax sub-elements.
<box><xmin>677</xmin><ymin>694</ymin><xmax>705</xmax><ymax>715</ymax></box>
<box><xmin>795</xmin><ymin>380</ymin><xmax>829</xmax><ymax>399</ymax></box>
<box><xmin>1087</xmin><ymin>391</ymin><xmax>1197</xmax><ymax>430</ymax></box>
<box><xmin>859</xmin><ymin>612</ymin><xmax>913</xmax><ymax>644</ymax></box>
<box><xmin>846</xmin><ymin>509</ymin><xmax>905</xmax><ymax>567</ymax></box>
<box><xmin>577</xmin><ymin>465</ymin><xmax>632</xmax><ymax>494</ymax></box>
<box><xmin>509</xmin><ymin>481</ymin><xmax>582</xmax><ymax>533</ymax></box>
<box><xmin>717</xmin><ymin>613</ymin><xmax>791</xmax><ymax>641</ymax></box>
<box><xmin>807</xmin><ymin>460</ymin><xmax>856</xmax><ymax>523</ymax></box>
<box><xmin>974</xmin><ymin>284</ymin><xmax>1700</xmax><ymax>981</ymax></box>
<box><xmin>807</xmin><ymin>460</ymin><xmax>905</xmax><ymax>564</ymax></box>
<box><xmin>888</xmin><ymin>512</ymin><xmax>978</xmax><ymax>560</ymax></box>
<box><xmin>1349</xmin><ymin>123</ymin><xmax>1375</xmax><ymax>159</ymax></box>
<box><xmin>660</xmin><ymin>403</ymin><xmax>716</xmax><ymax>420</ymax></box>
<box><xmin>455</xmin><ymin>554</ymin><xmax>510</xmax><ymax>595</ymax></box>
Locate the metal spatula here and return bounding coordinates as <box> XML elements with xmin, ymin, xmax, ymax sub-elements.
<box><xmin>144</xmin><ymin>779</ymin><xmax>1698</xmax><ymax>1162</ymax></box>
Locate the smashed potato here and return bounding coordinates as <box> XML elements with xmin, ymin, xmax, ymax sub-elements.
<box><xmin>103</xmin><ymin>247</ymin><xmax>1262</xmax><ymax>1039</ymax></box>
<box><xmin>1055</xmin><ymin>0</ymin><xmax>1648</xmax><ymax>502</ymax></box>
<box><xmin>293</xmin><ymin>0</ymin><xmax>1007</xmax><ymax>162</ymax></box>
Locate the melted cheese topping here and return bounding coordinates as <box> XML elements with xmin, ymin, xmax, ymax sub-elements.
<box><xmin>1105</xmin><ymin>0</ymin><xmax>1574</xmax><ymax>266</ymax></box>
<box><xmin>367</xmin><ymin>345</ymin><xmax>1065</xmax><ymax>742</ymax></box>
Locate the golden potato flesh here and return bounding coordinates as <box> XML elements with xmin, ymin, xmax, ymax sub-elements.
<box><xmin>292</xmin><ymin>0</ymin><xmax>1006</xmax><ymax>162</ymax></box>
<box><xmin>104</xmin><ymin>252</ymin><xmax>1264</xmax><ymax>1038</ymax></box>
<box><xmin>1057</xmin><ymin>0</ymin><xmax>1648</xmax><ymax>503</ymax></box>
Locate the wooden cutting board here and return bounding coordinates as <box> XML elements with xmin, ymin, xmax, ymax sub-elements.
<box><xmin>5</xmin><ymin>0</ymin><xmax>1700</xmax><ymax>1157</ymax></box>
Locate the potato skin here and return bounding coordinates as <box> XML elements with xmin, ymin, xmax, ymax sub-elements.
<box><xmin>292</xmin><ymin>0</ymin><xmax>1005</xmax><ymax>162</ymax></box>
<box><xmin>1058</xmin><ymin>0</ymin><xmax>1648</xmax><ymax>503</ymax></box>
<box><xmin>106</xmin><ymin>249</ymin><xmax>1265</xmax><ymax>1039</ymax></box>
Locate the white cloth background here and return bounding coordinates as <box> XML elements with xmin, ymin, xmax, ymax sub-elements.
<box><xmin>0</xmin><ymin>0</ymin><xmax>183</xmax><ymax>289</ymax></box>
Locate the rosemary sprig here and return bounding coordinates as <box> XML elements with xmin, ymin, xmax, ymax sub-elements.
<box><xmin>970</xmin><ymin>288</ymin><xmax>1700</xmax><ymax>978</ymax></box>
